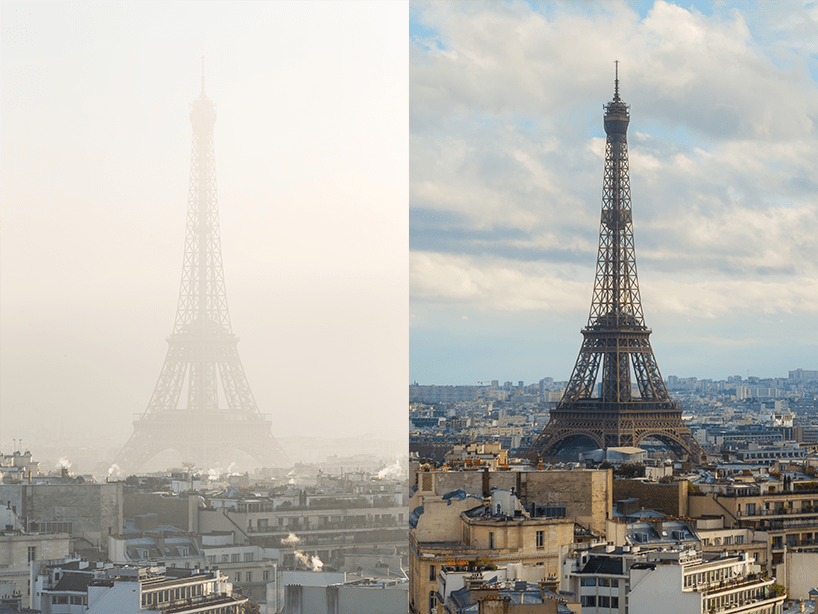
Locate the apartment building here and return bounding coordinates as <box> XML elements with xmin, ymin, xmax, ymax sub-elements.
<box><xmin>32</xmin><ymin>562</ymin><xmax>247</xmax><ymax>613</ymax></box>
<box><xmin>409</xmin><ymin>489</ymin><xmax>574</xmax><ymax>614</ymax></box>
<box><xmin>564</xmin><ymin>545</ymin><xmax>785</xmax><ymax>614</ymax></box>
<box><xmin>689</xmin><ymin>482</ymin><xmax>818</xmax><ymax>569</ymax></box>
<box><xmin>192</xmin><ymin>489</ymin><xmax>406</xmax><ymax>568</ymax></box>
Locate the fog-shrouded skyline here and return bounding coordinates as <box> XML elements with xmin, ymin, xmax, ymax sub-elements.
<box><xmin>1</xmin><ymin>2</ymin><xmax>408</xmax><ymax>465</ymax></box>
<box><xmin>410</xmin><ymin>0</ymin><xmax>818</xmax><ymax>386</ymax></box>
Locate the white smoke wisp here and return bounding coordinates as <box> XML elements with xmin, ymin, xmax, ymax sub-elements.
<box><xmin>108</xmin><ymin>464</ymin><xmax>123</xmax><ymax>479</ymax></box>
<box><xmin>377</xmin><ymin>458</ymin><xmax>403</xmax><ymax>480</ymax></box>
<box><xmin>227</xmin><ymin>462</ymin><xmax>240</xmax><ymax>476</ymax></box>
<box><xmin>56</xmin><ymin>457</ymin><xmax>71</xmax><ymax>470</ymax></box>
<box><xmin>207</xmin><ymin>466</ymin><xmax>224</xmax><ymax>481</ymax></box>
<box><xmin>293</xmin><ymin>550</ymin><xmax>323</xmax><ymax>571</ymax></box>
<box><xmin>284</xmin><ymin>532</ymin><xmax>323</xmax><ymax>571</ymax></box>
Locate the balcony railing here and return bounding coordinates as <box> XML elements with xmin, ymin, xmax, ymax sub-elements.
<box><xmin>248</xmin><ymin>518</ymin><xmax>404</xmax><ymax>533</ymax></box>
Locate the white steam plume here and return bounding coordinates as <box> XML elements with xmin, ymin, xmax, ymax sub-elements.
<box><xmin>377</xmin><ymin>459</ymin><xmax>403</xmax><ymax>480</ymax></box>
<box><xmin>283</xmin><ymin>532</ymin><xmax>323</xmax><ymax>571</ymax></box>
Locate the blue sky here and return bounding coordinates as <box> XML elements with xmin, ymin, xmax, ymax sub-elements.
<box><xmin>409</xmin><ymin>0</ymin><xmax>818</xmax><ymax>385</ymax></box>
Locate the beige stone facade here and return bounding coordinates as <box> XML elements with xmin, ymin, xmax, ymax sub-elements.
<box><xmin>409</xmin><ymin>489</ymin><xmax>574</xmax><ymax>614</ymax></box>
<box><xmin>415</xmin><ymin>467</ymin><xmax>612</xmax><ymax>536</ymax></box>
<box><xmin>689</xmin><ymin>489</ymin><xmax>818</xmax><ymax>571</ymax></box>
<box><xmin>0</xmin><ymin>531</ymin><xmax>70</xmax><ymax>607</ymax></box>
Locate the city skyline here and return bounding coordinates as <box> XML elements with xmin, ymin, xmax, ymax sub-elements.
<box><xmin>410</xmin><ymin>1</ymin><xmax>818</xmax><ymax>385</ymax></box>
<box><xmin>1</xmin><ymin>2</ymin><xmax>408</xmax><ymax>456</ymax></box>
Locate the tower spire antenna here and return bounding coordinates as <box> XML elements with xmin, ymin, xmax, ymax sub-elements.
<box><xmin>614</xmin><ymin>60</ymin><xmax>620</xmax><ymax>101</ymax></box>
<box><xmin>200</xmin><ymin>56</ymin><xmax>206</xmax><ymax>96</ymax></box>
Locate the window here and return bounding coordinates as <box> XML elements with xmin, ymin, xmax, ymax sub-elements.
<box><xmin>489</xmin><ymin>532</ymin><xmax>494</xmax><ymax>549</ymax></box>
<box><xmin>246</xmin><ymin>571</ymin><xmax>252</xmax><ymax>582</ymax></box>
<box><xmin>28</xmin><ymin>546</ymin><xmax>36</xmax><ymax>562</ymax></box>
<box><xmin>600</xmin><ymin>578</ymin><xmax>611</xmax><ymax>587</ymax></box>
<box><xmin>536</xmin><ymin>531</ymin><xmax>544</xmax><ymax>548</ymax></box>
<box><xmin>244</xmin><ymin>552</ymin><xmax>254</xmax><ymax>562</ymax></box>
<box><xmin>231</xmin><ymin>553</ymin><xmax>240</xmax><ymax>562</ymax></box>
<box><xmin>600</xmin><ymin>596</ymin><xmax>610</xmax><ymax>607</ymax></box>
<box><xmin>429</xmin><ymin>591</ymin><xmax>436</xmax><ymax>612</ymax></box>
<box><xmin>235</xmin><ymin>573</ymin><xmax>241</xmax><ymax>583</ymax></box>
<box><xmin>222</xmin><ymin>554</ymin><xmax>230</xmax><ymax>563</ymax></box>
<box><xmin>263</xmin><ymin>570</ymin><xmax>270</xmax><ymax>581</ymax></box>
<box><xmin>735</xmin><ymin>535</ymin><xmax>744</xmax><ymax>545</ymax></box>
<box><xmin>611</xmin><ymin>597</ymin><xmax>619</xmax><ymax>608</ymax></box>
<box><xmin>582</xmin><ymin>596</ymin><xmax>597</xmax><ymax>607</ymax></box>
<box><xmin>429</xmin><ymin>564</ymin><xmax>436</xmax><ymax>581</ymax></box>
<box><xmin>580</xmin><ymin>577</ymin><xmax>597</xmax><ymax>586</ymax></box>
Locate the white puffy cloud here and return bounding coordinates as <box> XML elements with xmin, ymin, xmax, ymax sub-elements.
<box><xmin>410</xmin><ymin>0</ymin><xmax>818</xmax><ymax>315</ymax></box>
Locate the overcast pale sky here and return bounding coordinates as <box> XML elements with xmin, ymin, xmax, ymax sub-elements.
<box><xmin>3</xmin><ymin>1</ymin><xmax>817</xmax><ymax>463</ymax></box>
<box><xmin>409</xmin><ymin>0</ymin><xmax>818</xmax><ymax>385</ymax></box>
<box><xmin>1</xmin><ymin>2</ymin><xmax>408</xmax><ymax>454</ymax></box>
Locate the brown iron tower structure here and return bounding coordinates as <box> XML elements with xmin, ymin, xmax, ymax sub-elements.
<box><xmin>116</xmin><ymin>66</ymin><xmax>289</xmax><ymax>472</ymax></box>
<box><xmin>529</xmin><ymin>66</ymin><xmax>703</xmax><ymax>462</ymax></box>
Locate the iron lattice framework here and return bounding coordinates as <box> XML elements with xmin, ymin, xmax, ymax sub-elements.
<box><xmin>116</xmin><ymin>69</ymin><xmax>288</xmax><ymax>472</ymax></box>
<box><xmin>529</xmin><ymin>69</ymin><xmax>703</xmax><ymax>462</ymax></box>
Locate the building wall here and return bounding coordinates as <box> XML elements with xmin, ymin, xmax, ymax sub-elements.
<box><xmin>124</xmin><ymin>492</ymin><xmax>189</xmax><ymax>529</ymax></box>
<box><xmin>779</xmin><ymin>551</ymin><xmax>818</xmax><ymax>600</ymax></box>
<box><xmin>430</xmin><ymin>469</ymin><xmax>612</xmax><ymax>536</ymax></box>
<box><xmin>612</xmin><ymin>480</ymin><xmax>689</xmax><ymax>518</ymax></box>
<box><xmin>410</xmin><ymin>518</ymin><xmax>574</xmax><ymax>614</ymax></box>
<box><xmin>628</xmin><ymin>564</ymin><xmax>701</xmax><ymax>614</ymax></box>
<box><xmin>283</xmin><ymin>584</ymin><xmax>408</xmax><ymax>614</ymax></box>
<box><xmin>414</xmin><ymin>497</ymin><xmax>479</xmax><ymax>542</ymax></box>
<box><xmin>0</xmin><ymin>483</ymin><xmax>123</xmax><ymax>550</ymax></box>
<box><xmin>0</xmin><ymin>533</ymin><xmax>70</xmax><ymax>608</ymax></box>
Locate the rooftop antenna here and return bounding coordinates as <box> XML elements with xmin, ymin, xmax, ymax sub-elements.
<box><xmin>614</xmin><ymin>60</ymin><xmax>620</xmax><ymax>101</ymax></box>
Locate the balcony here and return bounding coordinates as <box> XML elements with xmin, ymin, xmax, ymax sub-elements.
<box><xmin>247</xmin><ymin>518</ymin><xmax>404</xmax><ymax>534</ymax></box>
<box><xmin>690</xmin><ymin>573</ymin><xmax>768</xmax><ymax>595</ymax></box>
<box><xmin>164</xmin><ymin>593</ymin><xmax>246</xmax><ymax>613</ymax></box>
<box><xmin>766</xmin><ymin>517</ymin><xmax>818</xmax><ymax>531</ymax></box>
<box><xmin>740</xmin><ymin>507</ymin><xmax>818</xmax><ymax>520</ymax></box>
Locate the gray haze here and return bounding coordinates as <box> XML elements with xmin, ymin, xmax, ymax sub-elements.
<box><xmin>1</xmin><ymin>2</ymin><xmax>408</xmax><ymax>473</ymax></box>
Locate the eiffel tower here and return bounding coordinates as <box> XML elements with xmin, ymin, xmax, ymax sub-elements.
<box><xmin>529</xmin><ymin>65</ymin><xmax>703</xmax><ymax>463</ymax></box>
<box><xmin>116</xmin><ymin>66</ymin><xmax>289</xmax><ymax>472</ymax></box>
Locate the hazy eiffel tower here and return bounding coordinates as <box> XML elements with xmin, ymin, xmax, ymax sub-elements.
<box><xmin>116</xmin><ymin>66</ymin><xmax>289</xmax><ymax>472</ymax></box>
<box><xmin>529</xmin><ymin>65</ymin><xmax>703</xmax><ymax>463</ymax></box>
